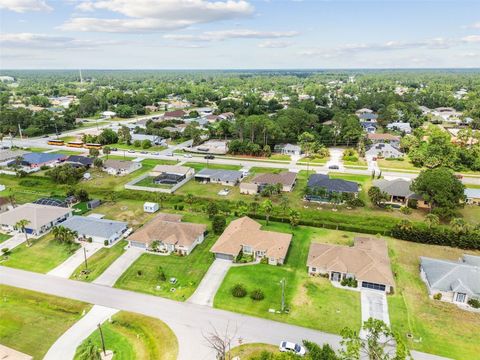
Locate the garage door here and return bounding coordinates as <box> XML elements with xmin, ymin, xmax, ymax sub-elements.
<box><xmin>215</xmin><ymin>253</ymin><xmax>233</xmax><ymax>261</ymax></box>
<box><xmin>130</xmin><ymin>241</ymin><xmax>147</xmax><ymax>249</ymax></box>
<box><xmin>362</xmin><ymin>281</ymin><xmax>386</xmax><ymax>291</ymax></box>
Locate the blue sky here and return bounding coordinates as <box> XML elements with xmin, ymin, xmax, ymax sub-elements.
<box><xmin>0</xmin><ymin>0</ymin><xmax>479</xmax><ymax>69</ymax></box>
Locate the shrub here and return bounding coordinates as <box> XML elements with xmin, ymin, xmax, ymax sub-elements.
<box><xmin>407</xmin><ymin>198</ymin><xmax>418</xmax><ymax>209</ymax></box>
<box><xmin>400</xmin><ymin>206</ymin><xmax>412</xmax><ymax>215</ymax></box>
<box><xmin>212</xmin><ymin>215</ymin><xmax>226</xmax><ymax>234</ymax></box>
<box><xmin>40</xmin><ymin>165</ymin><xmax>49</xmax><ymax>171</ymax></box>
<box><xmin>433</xmin><ymin>293</ymin><xmax>442</xmax><ymax>300</ymax></box>
<box><xmin>467</xmin><ymin>298</ymin><xmax>480</xmax><ymax>308</ymax></box>
<box><xmin>177</xmin><ymin>205</ymin><xmax>184</xmax><ymax>211</ymax></box>
<box><xmin>104</xmin><ymin>240</ymin><xmax>109</xmax><ymax>246</ymax></box>
<box><xmin>1</xmin><ymin>248</ymin><xmax>9</xmax><ymax>255</ymax></box>
<box><xmin>137</xmin><ymin>270</ymin><xmax>143</xmax><ymax>276</ymax></box>
<box><xmin>340</xmin><ymin>277</ymin><xmax>358</xmax><ymax>288</ymax></box>
<box><xmin>157</xmin><ymin>266</ymin><xmax>166</xmax><ymax>281</ymax></box>
<box><xmin>231</xmin><ymin>284</ymin><xmax>247</xmax><ymax>298</ymax></box>
<box><xmin>250</xmin><ymin>289</ymin><xmax>265</xmax><ymax>301</ymax></box>
<box><xmin>346</xmin><ymin>198</ymin><xmax>365</xmax><ymax>208</ymax></box>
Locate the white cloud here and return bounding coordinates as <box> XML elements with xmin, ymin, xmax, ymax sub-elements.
<box><xmin>163</xmin><ymin>29</ymin><xmax>298</xmax><ymax>42</ymax></box>
<box><xmin>0</xmin><ymin>0</ymin><xmax>51</xmax><ymax>12</ymax></box>
<box><xmin>61</xmin><ymin>0</ymin><xmax>254</xmax><ymax>33</ymax></box>
<box><xmin>258</xmin><ymin>40</ymin><xmax>292</xmax><ymax>48</ymax></box>
<box><xmin>462</xmin><ymin>35</ymin><xmax>480</xmax><ymax>43</ymax></box>
<box><xmin>468</xmin><ymin>21</ymin><xmax>480</xmax><ymax>29</ymax></box>
<box><xmin>0</xmin><ymin>32</ymin><xmax>118</xmax><ymax>49</ymax></box>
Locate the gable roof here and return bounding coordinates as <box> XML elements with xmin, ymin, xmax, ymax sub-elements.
<box><xmin>307</xmin><ymin>174</ymin><xmax>359</xmax><ymax>193</ymax></box>
<box><xmin>104</xmin><ymin>159</ymin><xmax>138</xmax><ymax>170</ymax></box>
<box><xmin>373</xmin><ymin>178</ymin><xmax>414</xmax><ymax>198</ymax></box>
<box><xmin>252</xmin><ymin>171</ymin><xmax>297</xmax><ymax>187</ymax></box>
<box><xmin>164</xmin><ymin>110</ymin><xmax>186</xmax><ymax>118</ymax></box>
<box><xmin>196</xmin><ymin>168</ymin><xmax>243</xmax><ymax>182</ymax></box>
<box><xmin>465</xmin><ymin>188</ymin><xmax>480</xmax><ymax>199</ymax></box>
<box><xmin>22</xmin><ymin>152</ymin><xmax>66</xmax><ymax>164</ymax></box>
<box><xmin>367</xmin><ymin>133</ymin><xmax>401</xmax><ymax>141</ymax></box>
<box><xmin>127</xmin><ymin>213</ymin><xmax>206</xmax><ymax>247</ymax></box>
<box><xmin>62</xmin><ymin>216</ymin><xmax>127</xmax><ymax>239</ymax></box>
<box><xmin>307</xmin><ymin>237</ymin><xmax>395</xmax><ymax>287</ymax></box>
<box><xmin>420</xmin><ymin>255</ymin><xmax>480</xmax><ymax>296</ymax></box>
<box><xmin>210</xmin><ymin>216</ymin><xmax>292</xmax><ymax>260</ymax></box>
<box><xmin>66</xmin><ymin>155</ymin><xmax>93</xmax><ymax>166</ymax></box>
<box><xmin>0</xmin><ymin>203</ymin><xmax>71</xmax><ymax>231</ymax></box>
<box><xmin>366</xmin><ymin>143</ymin><xmax>403</xmax><ymax>156</ymax></box>
<box><xmin>152</xmin><ymin>165</ymin><xmax>193</xmax><ymax>176</ymax></box>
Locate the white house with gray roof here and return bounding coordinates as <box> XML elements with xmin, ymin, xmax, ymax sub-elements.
<box><xmin>420</xmin><ymin>255</ymin><xmax>480</xmax><ymax>306</ymax></box>
<box><xmin>274</xmin><ymin>143</ymin><xmax>302</xmax><ymax>156</ymax></box>
<box><xmin>366</xmin><ymin>143</ymin><xmax>403</xmax><ymax>159</ymax></box>
<box><xmin>61</xmin><ymin>215</ymin><xmax>128</xmax><ymax>245</ymax></box>
<box><xmin>194</xmin><ymin>168</ymin><xmax>244</xmax><ymax>186</ymax></box>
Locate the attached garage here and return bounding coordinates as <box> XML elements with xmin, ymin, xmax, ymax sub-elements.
<box><xmin>130</xmin><ymin>241</ymin><xmax>147</xmax><ymax>249</ymax></box>
<box><xmin>214</xmin><ymin>253</ymin><xmax>234</xmax><ymax>261</ymax></box>
<box><xmin>361</xmin><ymin>281</ymin><xmax>386</xmax><ymax>292</ymax></box>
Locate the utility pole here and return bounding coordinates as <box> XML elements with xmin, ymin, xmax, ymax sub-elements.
<box><xmin>17</xmin><ymin>123</ymin><xmax>23</xmax><ymax>140</ymax></box>
<box><xmin>280</xmin><ymin>278</ymin><xmax>286</xmax><ymax>312</ymax></box>
<box><xmin>83</xmin><ymin>246</ymin><xmax>88</xmax><ymax>271</ymax></box>
<box><xmin>98</xmin><ymin>323</ymin><xmax>106</xmax><ymax>356</ymax></box>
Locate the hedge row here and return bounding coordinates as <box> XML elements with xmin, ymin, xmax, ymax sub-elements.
<box><xmin>391</xmin><ymin>225</ymin><xmax>480</xmax><ymax>250</ymax></box>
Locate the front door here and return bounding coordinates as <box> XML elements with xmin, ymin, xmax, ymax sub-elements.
<box><xmin>456</xmin><ymin>292</ymin><xmax>466</xmax><ymax>303</ymax></box>
<box><xmin>331</xmin><ymin>272</ymin><xmax>342</xmax><ymax>282</ymax></box>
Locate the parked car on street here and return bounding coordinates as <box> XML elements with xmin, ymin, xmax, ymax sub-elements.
<box><xmin>279</xmin><ymin>341</ymin><xmax>306</xmax><ymax>356</ymax></box>
<box><xmin>328</xmin><ymin>165</ymin><xmax>339</xmax><ymax>170</ymax></box>
<box><xmin>166</xmin><ymin>152</ymin><xmax>174</xmax><ymax>157</ymax></box>
<box><xmin>184</xmin><ymin>154</ymin><xmax>192</xmax><ymax>158</ymax></box>
<box><xmin>204</xmin><ymin>155</ymin><xmax>215</xmax><ymax>160</ymax></box>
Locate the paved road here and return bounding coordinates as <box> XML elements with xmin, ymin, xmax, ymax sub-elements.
<box><xmin>93</xmin><ymin>247</ymin><xmax>142</xmax><ymax>286</ymax></box>
<box><xmin>187</xmin><ymin>259</ymin><xmax>232</xmax><ymax>306</ymax></box>
<box><xmin>0</xmin><ymin>267</ymin><xmax>448</xmax><ymax>360</ymax></box>
<box><xmin>44</xmin><ymin>305</ymin><xmax>119</xmax><ymax>360</ymax></box>
<box><xmin>48</xmin><ymin>242</ymin><xmax>103</xmax><ymax>278</ymax></box>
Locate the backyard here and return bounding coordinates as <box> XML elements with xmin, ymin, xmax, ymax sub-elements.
<box><xmin>74</xmin><ymin>312</ymin><xmax>178</xmax><ymax>360</ymax></box>
<box><xmin>214</xmin><ymin>222</ymin><xmax>362</xmax><ymax>335</ymax></box>
<box><xmin>70</xmin><ymin>240</ymin><xmax>128</xmax><ymax>282</ymax></box>
<box><xmin>0</xmin><ymin>285</ymin><xmax>91</xmax><ymax>359</ymax></box>
<box><xmin>1</xmin><ymin>233</ymin><xmax>80</xmax><ymax>273</ymax></box>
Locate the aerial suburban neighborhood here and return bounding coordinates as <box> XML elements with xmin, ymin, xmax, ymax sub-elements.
<box><xmin>0</xmin><ymin>1</ymin><xmax>480</xmax><ymax>360</ymax></box>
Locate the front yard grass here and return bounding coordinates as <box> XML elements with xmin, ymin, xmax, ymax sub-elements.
<box><xmin>74</xmin><ymin>311</ymin><xmax>178</xmax><ymax>360</ymax></box>
<box><xmin>115</xmin><ymin>214</ymin><xmax>217</xmax><ymax>301</ymax></box>
<box><xmin>182</xmin><ymin>162</ymin><xmax>242</xmax><ymax>172</ymax></box>
<box><xmin>377</xmin><ymin>157</ymin><xmax>420</xmax><ymax>172</ymax></box>
<box><xmin>1</xmin><ymin>233</ymin><xmax>80</xmax><ymax>273</ymax></box>
<box><xmin>0</xmin><ymin>285</ymin><xmax>91</xmax><ymax>359</ymax></box>
<box><xmin>229</xmin><ymin>343</ymin><xmax>279</xmax><ymax>359</ymax></box>
<box><xmin>387</xmin><ymin>239</ymin><xmax>480</xmax><ymax>359</ymax></box>
<box><xmin>0</xmin><ymin>233</ymin><xmax>11</xmax><ymax>243</ymax></box>
<box><xmin>70</xmin><ymin>240</ymin><xmax>128</xmax><ymax>282</ymax></box>
<box><xmin>214</xmin><ymin>222</ymin><xmax>362</xmax><ymax>335</ymax></box>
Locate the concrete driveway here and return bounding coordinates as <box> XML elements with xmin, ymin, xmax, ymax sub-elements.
<box><xmin>48</xmin><ymin>242</ymin><xmax>103</xmax><ymax>278</ymax></box>
<box><xmin>187</xmin><ymin>259</ymin><xmax>232</xmax><ymax>306</ymax></box>
<box><xmin>43</xmin><ymin>305</ymin><xmax>119</xmax><ymax>360</ymax></box>
<box><xmin>361</xmin><ymin>290</ymin><xmax>390</xmax><ymax>325</ymax></box>
<box><xmin>93</xmin><ymin>247</ymin><xmax>142</xmax><ymax>286</ymax></box>
<box><xmin>325</xmin><ymin>147</ymin><xmax>345</xmax><ymax>171</ymax></box>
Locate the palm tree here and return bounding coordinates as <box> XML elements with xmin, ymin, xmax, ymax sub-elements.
<box><xmin>330</xmin><ymin>192</ymin><xmax>342</xmax><ymax>210</ymax></box>
<box><xmin>185</xmin><ymin>193</ymin><xmax>194</xmax><ymax>210</ymax></box>
<box><xmin>156</xmin><ymin>193</ymin><xmax>167</xmax><ymax>209</ymax></box>
<box><xmin>450</xmin><ymin>218</ymin><xmax>468</xmax><ymax>233</ymax></box>
<box><xmin>425</xmin><ymin>213</ymin><xmax>439</xmax><ymax>228</ymax></box>
<box><xmin>15</xmin><ymin>219</ymin><xmax>31</xmax><ymax>247</ymax></box>
<box><xmin>261</xmin><ymin>199</ymin><xmax>274</xmax><ymax>225</ymax></box>
<box><xmin>289</xmin><ymin>209</ymin><xmax>300</xmax><ymax>228</ymax></box>
<box><xmin>249</xmin><ymin>201</ymin><xmax>259</xmax><ymax>216</ymax></box>
<box><xmin>398</xmin><ymin>219</ymin><xmax>413</xmax><ymax>231</ymax></box>
<box><xmin>279</xmin><ymin>195</ymin><xmax>289</xmax><ymax>221</ymax></box>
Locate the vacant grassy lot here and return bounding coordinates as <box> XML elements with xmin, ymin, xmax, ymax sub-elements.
<box><xmin>229</xmin><ymin>343</ymin><xmax>279</xmax><ymax>359</ymax></box>
<box><xmin>74</xmin><ymin>311</ymin><xmax>178</xmax><ymax>360</ymax></box>
<box><xmin>71</xmin><ymin>240</ymin><xmax>127</xmax><ymax>282</ymax></box>
<box><xmin>182</xmin><ymin>162</ymin><xmax>242</xmax><ymax>172</ymax></box>
<box><xmin>177</xmin><ymin>179</ymin><xmax>242</xmax><ymax>199</ymax></box>
<box><xmin>269</xmin><ymin>154</ymin><xmax>291</xmax><ymax>161</ymax></box>
<box><xmin>377</xmin><ymin>158</ymin><xmax>420</xmax><ymax>172</ymax></box>
<box><xmin>1</xmin><ymin>233</ymin><xmax>80</xmax><ymax>273</ymax></box>
<box><xmin>387</xmin><ymin>239</ymin><xmax>480</xmax><ymax>359</ymax></box>
<box><xmin>0</xmin><ymin>285</ymin><xmax>91</xmax><ymax>359</ymax></box>
<box><xmin>297</xmin><ymin>156</ymin><xmax>329</xmax><ymax>165</ymax></box>
<box><xmin>214</xmin><ymin>222</ymin><xmax>362</xmax><ymax>335</ymax></box>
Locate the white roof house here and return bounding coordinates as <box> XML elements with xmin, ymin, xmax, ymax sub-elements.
<box><xmin>61</xmin><ymin>215</ymin><xmax>128</xmax><ymax>245</ymax></box>
<box><xmin>387</xmin><ymin>122</ymin><xmax>412</xmax><ymax>134</ymax></box>
<box><xmin>0</xmin><ymin>203</ymin><xmax>72</xmax><ymax>235</ymax></box>
<box><xmin>366</xmin><ymin>143</ymin><xmax>404</xmax><ymax>159</ymax></box>
<box><xmin>101</xmin><ymin>111</ymin><xmax>116</xmax><ymax>118</ymax></box>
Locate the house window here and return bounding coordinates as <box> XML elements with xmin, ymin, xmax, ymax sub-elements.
<box><xmin>311</xmin><ymin>267</ymin><xmax>316</xmax><ymax>272</ymax></box>
<box><xmin>243</xmin><ymin>245</ymin><xmax>253</xmax><ymax>254</ymax></box>
<box><xmin>456</xmin><ymin>292</ymin><xmax>466</xmax><ymax>303</ymax></box>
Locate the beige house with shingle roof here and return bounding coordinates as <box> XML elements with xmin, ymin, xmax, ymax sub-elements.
<box><xmin>210</xmin><ymin>216</ymin><xmax>292</xmax><ymax>265</ymax></box>
<box><xmin>0</xmin><ymin>203</ymin><xmax>72</xmax><ymax>236</ymax></box>
<box><xmin>127</xmin><ymin>213</ymin><xmax>206</xmax><ymax>255</ymax></box>
<box><xmin>307</xmin><ymin>237</ymin><xmax>394</xmax><ymax>293</ymax></box>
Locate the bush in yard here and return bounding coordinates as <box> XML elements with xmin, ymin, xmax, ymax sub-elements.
<box><xmin>104</xmin><ymin>240</ymin><xmax>109</xmax><ymax>246</ymax></box>
<box><xmin>400</xmin><ymin>206</ymin><xmax>412</xmax><ymax>215</ymax></box>
<box><xmin>137</xmin><ymin>270</ymin><xmax>143</xmax><ymax>276</ymax></box>
<box><xmin>467</xmin><ymin>298</ymin><xmax>480</xmax><ymax>308</ymax></box>
<box><xmin>157</xmin><ymin>266</ymin><xmax>166</xmax><ymax>281</ymax></box>
<box><xmin>231</xmin><ymin>284</ymin><xmax>247</xmax><ymax>298</ymax></box>
<box><xmin>250</xmin><ymin>289</ymin><xmax>265</xmax><ymax>301</ymax></box>
<box><xmin>346</xmin><ymin>198</ymin><xmax>365</xmax><ymax>208</ymax></box>
<box><xmin>212</xmin><ymin>215</ymin><xmax>226</xmax><ymax>234</ymax></box>
<box><xmin>177</xmin><ymin>204</ymin><xmax>184</xmax><ymax>211</ymax></box>
<box><xmin>433</xmin><ymin>293</ymin><xmax>442</xmax><ymax>301</ymax></box>
<box><xmin>340</xmin><ymin>277</ymin><xmax>358</xmax><ymax>288</ymax></box>
<box><xmin>1</xmin><ymin>248</ymin><xmax>9</xmax><ymax>255</ymax></box>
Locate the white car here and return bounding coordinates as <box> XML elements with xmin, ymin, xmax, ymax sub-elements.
<box><xmin>183</xmin><ymin>154</ymin><xmax>192</xmax><ymax>158</ymax></box>
<box><xmin>279</xmin><ymin>341</ymin><xmax>306</xmax><ymax>356</ymax></box>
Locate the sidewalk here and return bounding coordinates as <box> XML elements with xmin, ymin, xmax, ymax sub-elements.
<box><xmin>1</xmin><ymin>233</ymin><xmax>32</xmax><ymax>251</ymax></box>
<box><xmin>48</xmin><ymin>242</ymin><xmax>103</xmax><ymax>278</ymax></box>
<box><xmin>43</xmin><ymin>305</ymin><xmax>119</xmax><ymax>360</ymax></box>
<box><xmin>93</xmin><ymin>247</ymin><xmax>142</xmax><ymax>286</ymax></box>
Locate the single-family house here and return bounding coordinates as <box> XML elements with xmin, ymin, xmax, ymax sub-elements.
<box><xmin>367</xmin><ymin>133</ymin><xmax>401</xmax><ymax>147</ymax></box>
<box><xmin>163</xmin><ymin>110</ymin><xmax>186</xmax><ymax>120</ymax></box>
<box><xmin>241</xmin><ymin>171</ymin><xmax>297</xmax><ymax>194</ymax></box>
<box><xmin>144</xmin><ymin>202</ymin><xmax>159</xmax><ymax>213</ymax></box>
<box><xmin>103</xmin><ymin>159</ymin><xmax>142</xmax><ymax>176</ymax></box>
<box><xmin>127</xmin><ymin>213</ymin><xmax>206</xmax><ymax>255</ymax></box>
<box><xmin>195</xmin><ymin>168</ymin><xmax>244</xmax><ymax>186</ymax></box>
<box><xmin>274</xmin><ymin>143</ymin><xmax>302</xmax><ymax>156</ymax></box>
<box><xmin>18</xmin><ymin>152</ymin><xmax>67</xmax><ymax>168</ymax></box>
<box><xmin>464</xmin><ymin>188</ymin><xmax>480</xmax><ymax>206</ymax></box>
<box><xmin>387</xmin><ymin>122</ymin><xmax>412</xmax><ymax>134</ymax></box>
<box><xmin>131</xmin><ymin>133</ymin><xmax>164</xmax><ymax>145</ymax></box>
<box><xmin>101</xmin><ymin>111</ymin><xmax>116</xmax><ymax>119</ymax></box>
<box><xmin>210</xmin><ymin>216</ymin><xmax>292</xmax><ymax>265</ymax></box>
<box><xmin>0</xmin><ymin>203</ymin><xmax>72</xmax><ymax>235</ymax></box>
<box><xmin>360</xmin><ymin>121</ymin><xmax>377</xmax><ymax>134</ymax></box>
<box><xmin>358</xmin><ymin>112</ymin><xmax>378</xmax><ymax>121</ymax></box>
<box><xmin>65</xmin><ymin>155</ymin><xmax>94</xmax><ymax>168</ymax></box>
<box><xmin>372</xmin><ymin>178</ymin><xmax>429</xmax><ymax>208</ymax></box>
<box><xmin>366</xmin><ymin>143</ymin><xmax>404</xmax><ymax>159</ymax></box>
<box><xmin>61</xmin><ymin>216</ymin><xmax>128</xmax><ymax>245</ymax></box>
<box><xmin>305</xmin><ymin>174</ymin><xmax>359</xmax><ymax>201</ymax></box>
<box><xmin>420</xmin><ymin>255</ymin><xmax>480</xmax><ymax>306</ymax></box>
<box><xmin>307</xmin><ymin>237</ymin><xmax>395</xmax><ymax>293</ymax></box>
<box><xmin>150</xmin><ymin>165</ymin><xmax>194</xmax><ymax>185</ymax></box>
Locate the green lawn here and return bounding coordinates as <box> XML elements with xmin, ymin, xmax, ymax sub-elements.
<box><xmin>182</xmin><ymin>162</ymin><xmax>242</xmax><ymax>172</ymax></box>
<box><xmin>269</xmin><ymin>154</ymin><xmax>291</xmax><ymax>161</ymax></box>
<box><xmin>51</xmin><ymin>150</ymin><xmax>85</xmax><ymax>155</ymax></box>
<box><xmin>1</xmin><ymin>233</ymin><xmax>80</xmax><ymax>273</ymax></box>
<box><xmin>297</xmin><ymin>156</ymin><xmax>329</xmax><ymax>165</ymax></box>
<box><xmin>214</xmin><ymin>222</ymin><xmax>362</xmax><ymax>335</ymax></box>
<box><xmin>71</xmin><ymin>240</ymin><xmax>128</xmax><ymax>282</ymax></box>
<box><xmin>386</xmin><ymin>239</ymin><xmax>480</xmax><ymax>359</ymax></box>
<box><xmin>103</xmin><ymin>154</ymin><xmax>136</xmax><ymax>161</ymax></box>
<box><xmin>74</xmin><ymin>312</ymin><xmax>178</xmax><ymax>360</ymax></box>
<box><xmin>0</xmin><ymin>233</ymin><xmax>11</xmax><ymax>243</ymax></box>
<box><xmin>229</xmin><ymin>344</ymin><xmax>279</xmax><ymax>359</ymax></box>
<box><xmin>115</xmin><ymin>214</ymin><xmax>216</xmax><ymax>301</ymax></box>
<box><xmin>460</xmin><ymin>204</ymin><xmax>480</xmax><ymax>225</ymax></box>
<box><xmin>248</xmin><ymin>167</ymin><xmax>285</xmax><ymax>174</ymax></box>
<box><xmin>377</xmin><ymin>158</ymin><xmax>420</xmax><ymax>172</ymax></box>
<box><xmin>177</xmin><ymin>179</ymin><xmax>243</xmax><ymax>199</ymax></box>
<box><xmin>113</xmin><ymin>142</ymin><xmax>167</xmax><ymax>152</ymax></box>
<box><xmin>0</xmin><ymin>285</ymin><xmax>91</xmax><ymax>359</ymax></box>
<box><xmin>58</xmin><ymin>135</ymin><xmax>78</xmax><ymax>142</ymax></box>
<box><xmin>134</xmin><ymin>176</ymin><xmax>174</xmax><ymax>189</ymax></box>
